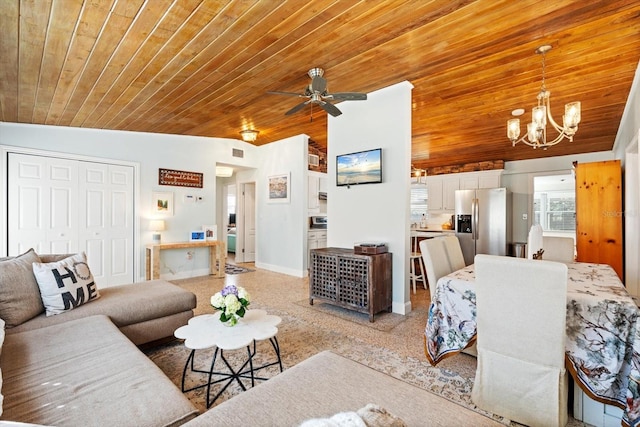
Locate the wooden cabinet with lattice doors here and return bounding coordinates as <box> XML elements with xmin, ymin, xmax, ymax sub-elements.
<box><xmin>575</xmin><ymin>160</ymin><xmax>623</xmax><ymax>280</ymax></box>
<box><xmin>309</xmin><ymin>248</ymin><xmax>392</xmax><ymax>322</ymax></box>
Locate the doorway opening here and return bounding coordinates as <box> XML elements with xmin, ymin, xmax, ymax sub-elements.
<box><xmin>533</xmin><ymin>173</ymin><xmax>576</xmax><ymax>244</ymax></box>
<box><xmin>226</xmin><ymin>184</ymin><xmax>237</xmax><ymax>263</ymax></box>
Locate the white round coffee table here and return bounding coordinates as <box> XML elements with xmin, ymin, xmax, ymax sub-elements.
<box><xmin>174</xmin><ymin>309</ymin><xmax>282</xmax><ymax>407</ymax></box>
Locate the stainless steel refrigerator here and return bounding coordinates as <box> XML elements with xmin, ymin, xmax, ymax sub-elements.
<box><xmin>455</xmin><ymin>188</ymin><xmax>509</xmax><ymax>265</ymax></box>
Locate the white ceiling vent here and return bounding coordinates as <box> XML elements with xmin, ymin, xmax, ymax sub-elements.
<box><xmin>308</xmin><ymin>154</ymin><xmax>319</xmax><ymax>166</ymax></box>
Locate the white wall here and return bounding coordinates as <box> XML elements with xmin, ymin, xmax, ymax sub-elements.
<box><xmin>0</xmin><ymin>122</ymin><xmax>259</xmax><ymax>280</ymax></box>
<box><xmin>327</xmin><ymin>81</ymin><xmax>414</xmax><ymax>314</ymax></box>
<box><xmin>255</xmin><ymin>134</ymin><xmax>308</xmax><ymax>277</ymax></box>
<box><xmin>613</xmin><ymin>60</ymin><xmax>640</xmax><ymax>296</ymax></box>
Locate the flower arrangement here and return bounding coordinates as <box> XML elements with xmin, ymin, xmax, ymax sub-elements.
<box><xmin>210</xmin><ymin>285</ymin><xmax>251</xmax><ymax>326</ymax></box>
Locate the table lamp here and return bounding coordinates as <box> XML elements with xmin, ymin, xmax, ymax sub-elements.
<box><xmin>150</xmin><ymin>220</ymin><xmax>165</xmax><ymax>244</ymax></box>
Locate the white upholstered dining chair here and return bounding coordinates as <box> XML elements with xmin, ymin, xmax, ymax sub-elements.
<box><xmin>542</xmin><ymin>236</ymin><xmax>575</xmax><ymax>263</ymax></box>
<box><xmin>472</xmin><ymin>254</ymin><xmax>568</xmax><ymax>427</ymax></box>
<box><xmin>419</xmin><ymin>238</ymin><xmax>452</xmax><ymax>291</ymax></box>
<box><xmin>442</xmin><ymin>235</ymin><xmax>466</xmax><ymax>270</ymax></box>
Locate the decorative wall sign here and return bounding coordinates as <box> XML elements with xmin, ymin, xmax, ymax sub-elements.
<box><xmin>159</xmin><ymin>168</ymin><xmax>203</xmax><ymax>188</ymax></box>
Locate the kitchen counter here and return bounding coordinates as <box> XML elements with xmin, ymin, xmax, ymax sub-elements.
<box><xmin>413</xmin><ymin>228</ymin><xmax>455</xmax><ymax>234</ymax></box>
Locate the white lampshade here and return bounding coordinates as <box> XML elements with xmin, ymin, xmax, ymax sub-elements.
<box><xmin>150</xmin><ymin>220</ymin><xmax>165</xmax><ymax>231</ymax></box>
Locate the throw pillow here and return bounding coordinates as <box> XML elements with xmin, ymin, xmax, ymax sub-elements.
<box><xmin>33</xmin><ymin>253</ymin><xmax>100</xmax><ymax>316</ymax></box>
<box><xmin>357</xmin><ymin>404</ymin><xmax>407</xmax><ymax>427</ymax></box>
<box><xmin>299</xmin><ymin>404</ymin><xmax>407</xmax><ymax>427</ymax></box>
<box><xmin>0</xmin><ymin>248</ymin><xmax>45</xmax><ymax>327</ymax></box>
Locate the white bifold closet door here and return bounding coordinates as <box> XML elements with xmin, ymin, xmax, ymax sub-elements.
<box><xmin>8</xmin><ymin>153</ymin><xmax>134</xmax><ymax>287</ymax></box>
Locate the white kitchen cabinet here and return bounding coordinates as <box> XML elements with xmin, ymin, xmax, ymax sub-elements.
<box><xmin>459</xmin><ymin>175</ymin><xmax>478</xmax><ymax>190</ymax></box>
<box><xmin>443</xmin><ymin>177</ymin><xmax>459</xmax><ymax>210</ymax></box>
<box><xmin>308</xmin><ymin>172</ymin><xmax>327</xmax><ymax>213</ymax></box>
<box><xmin>427</xmin><ymin>170</ymin><xmax>503</xmax><ymax>213</ymax></box>
<box><xmin>308</xmin><ymin>174</ymin><xmax>319</xmax><ymax>210</ymax></box>
<box><xmin>319</xmin><ymin>175</ymin><xmax>328</xmax><ymax>193</ymax></box>
<box><xmin>426</xmin><ymin>176</ymin><xmax>444</xmax><ymax>210</ymax></box>
<box><xmin>478</xmin><ymin>170</ymin><xmax>502</xmax><ymax>188</ymax></box>
<box><xmin>307</xmin><ymin>229</ymin><xmax>327</xmax><ymax>267</ymax></box>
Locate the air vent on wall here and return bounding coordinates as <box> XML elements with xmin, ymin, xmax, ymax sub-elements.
<box><xmin>308</xmin><ymin>154</ymin><xmax>319</xmax><ymax>167</ymax></box>
<box><xmin>232</xmin><ymin>148</ymin><xmax>244</xmax><ymax>158</ymax></box>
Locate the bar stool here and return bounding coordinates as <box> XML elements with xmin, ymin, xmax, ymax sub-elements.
<box><xmin>409</xmin><ymin>232</ymin><xmax>427</xmax><ymax>294</ymax></box>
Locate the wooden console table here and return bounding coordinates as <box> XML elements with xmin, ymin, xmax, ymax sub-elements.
<box><xmin>309</xmin><ymin>247</ymin><xmax>392</xmax><ymax>322</ymax></box>
<box><xmin>145</xmin><ymin>241</ymin><xmax>226</xmax><ymax>280</ymax></box>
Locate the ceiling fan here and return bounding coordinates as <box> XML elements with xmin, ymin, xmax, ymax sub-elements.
<box><xmin>268</xmin><ymin>67</ymin><xmax>367</xmax><ymax>117</ymax></box>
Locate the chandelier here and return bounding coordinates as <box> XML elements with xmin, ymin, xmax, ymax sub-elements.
<box><xmin>508</xmin><ymin>45</ymin><xmax>581</xmax><ymax>149</ymax></box>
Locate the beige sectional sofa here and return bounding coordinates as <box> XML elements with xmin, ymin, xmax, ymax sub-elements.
<box><xmin>0</xmin><ymin>251</ymin><xmax>199</xmax><ymax>426</ymax></box>
<box><xmin>1</xmin><ymin>250</ymin><xmax>500</xmax><ymax>427</ymax></box>
<box><xmin>184</xmin><ymin>350</ymin><xmax>503</xmax><ymax>426</ymax></box>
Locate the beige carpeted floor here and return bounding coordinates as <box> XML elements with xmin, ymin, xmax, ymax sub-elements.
<box><xmin>144</xmin><ymin>264</ymin><xmax>585</xmax><ymax>426</ymax></box>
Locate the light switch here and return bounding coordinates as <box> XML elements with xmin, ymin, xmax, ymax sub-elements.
<box><xmin>522</xmin><ymin>213</ymin><xmax>528</xmax><ymax>220</ymax></box>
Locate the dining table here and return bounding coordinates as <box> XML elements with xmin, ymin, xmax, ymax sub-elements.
<box><xmin>424</xmin><ymin>261</ymin><xmax>640</xmax><ymax>427</ymax></box>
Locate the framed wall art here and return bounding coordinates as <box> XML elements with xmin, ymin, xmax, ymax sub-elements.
<box><xmin>190</xmin><ymin>230</ymin><xmax>206</xmax><ymax>242</ymax></box>
<box><xmin>268</xmin><ymin>173</ymin><xmax>290</xmax><ymax>204</ymax></box>
<box><xmin>202</xmin><ymin>224</ymin><xmax>217</xmax><ymax>241</ymax></box>
<box><xmin>152</xmin><ymin>191</ymin><xmax>174</xmax><ymax>217</ymax></box>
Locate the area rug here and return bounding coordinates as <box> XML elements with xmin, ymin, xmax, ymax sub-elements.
<box><xmin>144</xmin><ymin>311</ymin><xmax>493</xmax><ymax>421</ymax></box>
<box><xmin>224</xmin><ymin>264</ymin><xmax>254</xmax><ymax>275</ymax></box>
<box><xmin>161</xmin><ymin>271</ymin><xmax>585</xmax><ymax>426</ymax></box>
<box><xmin>293</xmin><ymin>299</ymin><xmax>407</xmax><ymax>332</ymax></box>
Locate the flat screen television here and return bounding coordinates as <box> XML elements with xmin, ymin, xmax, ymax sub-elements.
<box><xmin>336</xmin><ymin>148</ymin><xmax>382</xmax><ymax>187</ymax></box>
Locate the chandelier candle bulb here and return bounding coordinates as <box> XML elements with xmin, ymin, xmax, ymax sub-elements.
<box><xmin>508</xmin><ymin>119</ymin><xmax>520</xmax><ymax>141</ymax></box>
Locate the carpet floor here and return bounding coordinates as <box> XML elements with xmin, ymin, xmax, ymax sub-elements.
<box><xmin>143</xmin><ymin>265</ymin><xmax>586</xmax><ymax>426</ymax></box>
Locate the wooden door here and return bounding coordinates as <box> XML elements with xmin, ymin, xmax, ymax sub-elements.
<box><xmin>575</xmin><ymin>160</ymin><xmax>623</xmax><ymax>279</ymax></box>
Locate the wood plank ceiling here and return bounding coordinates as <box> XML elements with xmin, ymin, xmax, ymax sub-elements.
<box><xmin>1</xmin><ymin>0</ymin><xmax>639</xmax><ymax>170</ymax></box>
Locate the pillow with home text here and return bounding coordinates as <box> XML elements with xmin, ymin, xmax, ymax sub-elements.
<box><xmin>32</xmin><ymin>252</ymin><xmax>100</xmax><ymax>316</ymax></box>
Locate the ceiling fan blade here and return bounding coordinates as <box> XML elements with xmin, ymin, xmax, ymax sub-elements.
<box><xmin>320</xmin><ymin>101</ymin><xmax>342</xmax><ymax>117</ymax></box>
<box><xmin>268</xmin><ymin>90</ymin><xmax>306</xmax><ymax>98</ymax></box>
<box><xmin>285</xmin><ymin>101</ymin><xmax>310</xmax><ymax>115</ymax></box>
<box><xmin>326</xmin><ymin>92</ymin><xmax>367</xmax><ymax>101</ymax></box>
<box><xmin>311</xmin><ymin>75</ymin><xmax>327</xmax><ymax>93</ymax></box>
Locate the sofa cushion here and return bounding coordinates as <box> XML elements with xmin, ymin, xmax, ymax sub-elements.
<box><xmin>0</xmin><ymin>314</ymin><xmax>198</xmax><ymax>426</ymax></box>
<box><xmin>32</xmin><ymin>252</ymin><xmax>100</xmax><ymax>316</ymax></box>
<box><xmin>6</xmin><ymin>280</ymin><xmax>196</xmax><ymax>335</ymax></box>
<box><xmin>0</xmin><ymin>249</ymin><xmax>44</xmax><ymax>327</ymax></box>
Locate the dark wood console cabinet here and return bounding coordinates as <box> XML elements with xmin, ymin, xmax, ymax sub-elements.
<box><xmin>309</xmin><ymin>247</ymin><xmax>392</xmax><ymax>322</ymax></box>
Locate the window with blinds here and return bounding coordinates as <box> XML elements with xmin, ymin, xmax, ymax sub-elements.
<box><xmin>410</xmin><ymin>181</ymin><xmax>428</xmax><ymax>223</ymax></box>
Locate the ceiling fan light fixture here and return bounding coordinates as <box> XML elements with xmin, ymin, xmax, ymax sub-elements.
<box><xmin>268</xmin><ymin>67</ymin><xmax>367</xmax><ymax>118</ymax></box>
<box><xmin>508</xmin><ymin>45</ymin><xmax>581</xmax><ymax>150</ymax></box>
<box><xmin>240</xmin><ymin>129</ymin><xmax>259</xmax><ymax>142</ymax></box>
